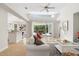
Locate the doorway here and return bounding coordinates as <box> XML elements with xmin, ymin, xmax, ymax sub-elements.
<box><xmin>8</xmin><ymin>13</ymin><xmax>26</xmax><ymax>44</ymax></box>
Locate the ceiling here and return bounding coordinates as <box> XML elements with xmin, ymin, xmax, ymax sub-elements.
<box><xmin>5</xmin><ymin>3</ymin><xmax>68</xmax><ymax>22</ymax></box>
<box><xmin>8</xmin><ymin>13</ymin><xmax>26</xmax><ymax>24</ymax></box>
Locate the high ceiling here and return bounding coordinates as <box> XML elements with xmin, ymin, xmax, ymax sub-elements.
<box><xmin>5</xmin><ymin>3</ymin><xmax>68</xmax><ymax>22</ymax></box>
<box><xmin>6</xmin><ymin>3</ymin><xmax>67</xmax><ymax>12</ymax></box>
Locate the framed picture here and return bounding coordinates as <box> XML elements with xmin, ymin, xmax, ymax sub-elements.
<box><xmin>62</xmin><ymin>20</ymin><xmax>68</xmax><ymax>32</ymax></box>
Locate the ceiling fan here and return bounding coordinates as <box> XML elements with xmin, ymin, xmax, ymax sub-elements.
<box><xmin>41</xmin><ymin>3</ymin><xmax>55</xmax><ymax>12</ymax></box>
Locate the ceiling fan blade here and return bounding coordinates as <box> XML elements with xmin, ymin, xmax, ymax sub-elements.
<box><xmin>40</xmin><ymin>3</ymin><xmax>54</xmax><ymax>12</ymax></box>
<box><xmin>47</xmin><ymin>7</ymin><xmax>55</xmax><ymax>9</ymax></box>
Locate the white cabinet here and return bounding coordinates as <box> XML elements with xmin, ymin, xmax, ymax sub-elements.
<box><xmin>8</xmin><ymin>31</ymin><xmax>22</xmax><ymax>43</ymax></box>
<box><xmin>8</xmin><ymin>32</ymin><xmax>16</xmax><ymax>43</ymax></box>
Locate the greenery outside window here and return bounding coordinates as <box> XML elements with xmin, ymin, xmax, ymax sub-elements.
<box><xmin>34</xmin><ymin>25</ymin><xmax>48</xmax><ymax>34</ymax></box>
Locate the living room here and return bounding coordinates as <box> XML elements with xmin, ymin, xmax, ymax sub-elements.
<box><xmin>0</xmin><ymin>3</ymin><xmax>79</xmax><ymax>56</ymax></box>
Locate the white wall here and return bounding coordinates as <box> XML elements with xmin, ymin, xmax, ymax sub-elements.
<box><xmin>26</xmin><ymin>21</ymin><xmax>32</xmax><ymax>38</ymax></box>
<box><xmin>0</xmin><ymin>7</ymin><xmax>8</xmax><ymax>52</ymax></box>
<box><xmin>53</xmin><ymin>20</ymin><xmax>60</xmax><ymax>38</ymax></box>
<box><xmin>58</xmin><ymin>4</ymin><xmax>79</xmax><ymax>42</ymax></box>
<box><xmin>48</xmin><ymin>23</ymin><xmax>53</xmax><ymax>34</ymax></box>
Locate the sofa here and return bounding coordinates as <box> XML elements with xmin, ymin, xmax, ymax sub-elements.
<box><xmin>26</xmin><ymin>36</ymin><xmax>50</xmax><ymax>56</ymax></box>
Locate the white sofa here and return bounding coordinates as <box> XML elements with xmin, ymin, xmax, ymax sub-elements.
<box><xmin>26</xmin><ymin>44</ymin><xmax>50</xmax><ymax>56</ymax></box>
<box><xmin>26</xmin><ymin>37</ymin><xmax>50</xmax><ymax>56</ymax></box>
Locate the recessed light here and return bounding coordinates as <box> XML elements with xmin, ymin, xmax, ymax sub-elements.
<box><xmin>51</xmin><ymin>15</ymin><xmax>55</xmax><ymax>18</ymax></box>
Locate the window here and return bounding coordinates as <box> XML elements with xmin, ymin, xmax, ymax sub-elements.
<box><xmin>34</xmin><ymin>25</ymin><xmax>48</xmax><ymax>34</ymax></box>
<box><xmin>32</xmin><ymin>22</ymin><xmax>53</xmax><ymax>35</ymax></box>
